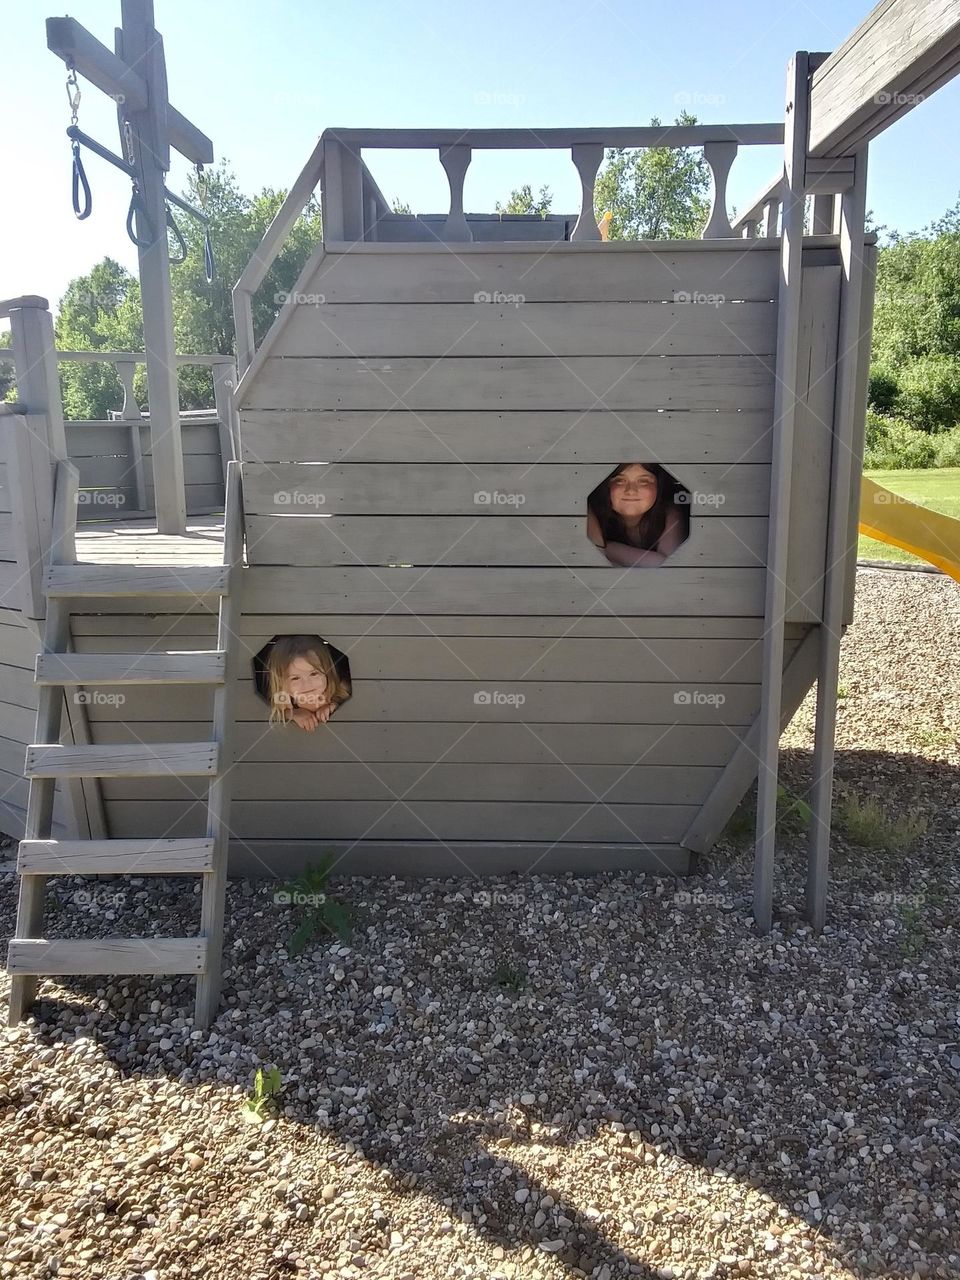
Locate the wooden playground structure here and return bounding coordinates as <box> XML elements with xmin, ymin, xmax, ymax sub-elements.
<box><xmin>2</xmin><ymin>0</ymin><xmax>959</xmax><ymax>1026</ymax></box>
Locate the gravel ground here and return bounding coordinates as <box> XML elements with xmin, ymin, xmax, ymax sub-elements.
<box><xmin>0</xmin><ymin>567</ymin><xmax>958</xmax><ymax>1280</ymax></box>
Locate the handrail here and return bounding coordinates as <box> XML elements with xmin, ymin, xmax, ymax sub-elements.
<box><xmin>324</xmin><ymin>124</ymin><xmax>784</xmax><ymax>147</ymax></box>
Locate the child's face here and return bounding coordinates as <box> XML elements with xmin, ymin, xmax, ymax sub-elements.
<box><xmin>284</xmin><ymin>655</ymin><xmax>329</xmax><ymax>708</ymax></box>
<box><xmin>608</xmin><ymin>464</ymin><xmax>658</xmax><ymax>521</ymax></box>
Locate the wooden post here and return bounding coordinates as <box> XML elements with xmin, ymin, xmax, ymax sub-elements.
<box><xmin>116</xmin><ymin>1</ymin><xmax>184</xmax><ymax>534</ymax></box>
<box><xmin>7</xmin><ymin>298</ymin><xmax>68</xmax><ymax>609</ymax></box>
<box><xmin>212</xmin><ymin>361</ymin><xmax>239</xmax><ymax>484</ymax></box>
<box><xmin>753</xmin><ymin>53</ymin><xmax>812</xmax><ymax>932</ymax></box>
<box><xmin>806</xmin><ymin>149</ymin><xmax>870</xmax><ymax>929</ymax></box>
<box><xmin>115</xmin><ymin>358</ymin><xmax>148</xmax><ymax>512</ymax></box>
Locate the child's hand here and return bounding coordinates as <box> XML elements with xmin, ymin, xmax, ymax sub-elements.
<box><xmin>290</xmin><ymin>707</ymin><xmax>321</xmax><ymax>732</ymax></box>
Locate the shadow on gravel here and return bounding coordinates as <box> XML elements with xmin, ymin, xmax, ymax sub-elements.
<box><xmin>2</xmin><ymin>746</ymin><xmax>958</xmax><ymax>1278</ymax></box>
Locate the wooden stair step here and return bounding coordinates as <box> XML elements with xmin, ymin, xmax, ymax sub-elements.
<box><xmin>17</xmin><ymin>838</ymin><xmax>216</xmax><ymax>875</ymax></box>
<box><xmin>36</xmin><ymin>651</ymin><xmax>227</xmax><ymax>686</ymax></box>
<box><xmin>7</xmin><ymin>938</ymin><xmax>208</xmax><ymax>976</ymax></box>
<box><xmin>25</xmin><ymin>742</ymin><xmax>219</xmax><ymax>779</ymax></box>
<box><xmin>44</xmin><ymin>564</ymin><xmax>229</xmax><ymax>598</ymax></box>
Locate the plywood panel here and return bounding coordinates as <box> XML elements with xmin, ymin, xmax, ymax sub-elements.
<box><xmin>239</xmin><ymin>408</ymin><xmax>774</xmax><ymax>465</ymax></box>
<box><xmin>277</xmin><ymin>301</ymin><xmax>778</xmax><ymax>358</ymax></box>
<box><xmin>105</xmin><ymin>798</ymin><xmax>699</xmax><ymax>842</ymax></box>
<box><xmin>101</xmin><ymin>761</ymin><xmax>723</xmax><ymax>804</ymax></box>
<box><xmin>81</xmin><ymin>677</ymin><xmax>759</xmax><ymax>724</ymax></box>
<box><xmin>237</xmin><ymin>565</ymin><xmax>768</xmax><ymax>617</ymax></box>
<box><xmin>244</xmin><ymin>514</ymin><xmax>768</xmax><ymax>568</ymax></box>
<box><xmin>289</xmin><ymin>245</ymin><xmax>781</xmax><ymax>307</ymax></box>
<box><xmin>244</xmin><ymin>355</ymin><xmax>775</xmax><ymax>412</ymax></box>
<box><xmin>224</xmin><ymin>839</ymin><xmax>690</xmax><ymax>877</ymax></box>
<box><xmin>96</xmin><ymin>719</ymin><xmax>747</xmax><ymax>767</ymax></box>
<box><xmin>785</xmin><ymin>266</ymin><xmax>841</xmax><ymax>622</ymax></box>
<box><xmin>242</xmin><ymin>463</ymin><xmax>770</xmax><ymax>517</ymax></box>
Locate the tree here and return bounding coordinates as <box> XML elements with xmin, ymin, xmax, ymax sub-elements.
<box><xmin>496</xmin><ymin>184</ymin><xmax>552</xmax><ymax>217</ymax></box>
<box><xmin>54</xmin><ymin>258</ymin><xmax>143</xmax><ymax>420</ymax></box>
<box><xmin>594</xmin><ymin>112</ymin><xmax>711</xmax><ymax>240</ymax></box>
<box><xmin>867</xmin><ymin>192</ymin><xmax>960</xmax><ymax>431</ymax></box>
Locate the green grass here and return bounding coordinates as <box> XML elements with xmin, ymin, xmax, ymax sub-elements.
<box><xmin>859</xmin><ymin>466</ymin><xmax>960</xmax><ymax>565</ymax></box>
<box><xmin>834</xmin><ymin>794</ymin><xmax>927</xmax><ymax>853</ymax></box>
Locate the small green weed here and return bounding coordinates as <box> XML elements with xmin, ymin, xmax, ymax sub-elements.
<box><xmin>243</xmin><ymin>1066</ymin><xmax>283</xmax><ymax>1123</ymax></box>
<box><xmin>491</xmin><ymin>958</ymin><xmax>526</xmax><ymax>992</ymax></box>
<box><xmin>835</xmin><ymin>795</ymin><xmax>927</xmax><ymax>852</ymax></box>
<box><xmin>277</xmin><ymin>856</ymin><xmax>352</xmax><ymax>956</ymax></box>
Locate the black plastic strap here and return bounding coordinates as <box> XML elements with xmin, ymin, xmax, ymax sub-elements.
<box><xmin>166</xmin><ymin>206</ymin><xmax>188</xmax><ymax>264</ymax></box>
<box><xmin>126</xmin><ymin>184</ymin><xmax>154</xmax><ymax>247</ymax></box>
<box><xmin>71</xmin><ymin>141</ymin><xmax>92</xmax><ymax>220</ymax></box>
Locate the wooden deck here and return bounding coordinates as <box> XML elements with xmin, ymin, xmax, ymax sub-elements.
<box><xmin>75</xmin><ymin>514</ymin><xmax>226</xmax><ymax>565</ymax></box>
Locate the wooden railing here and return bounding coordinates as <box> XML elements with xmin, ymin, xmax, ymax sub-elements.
<box><xmin>233</xmin><ymin>124</ymin><xmax>784</xmax><ymax>374</ymax></box>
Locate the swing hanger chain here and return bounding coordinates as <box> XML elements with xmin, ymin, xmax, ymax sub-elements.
<box><xmin>65</xmin><ymin>58</ymin><xmax>81</xmax><ymax>128</ymax></box>
<box><xmin>122</xmin><ymin>118</ymin><xmax>137</xmax><ymax>170</ymax></box>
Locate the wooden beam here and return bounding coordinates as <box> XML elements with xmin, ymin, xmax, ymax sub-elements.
<box><xmin>323</xmin><ymin>124</ymin><xmax>784</xmax><ymax>148</ymax></box>
<box><xmin>45</xmin><ymin>15</ymin><xmax>213</xmax><ymax>165</ymax></box>
<box><xmin>809</xmin><ymin>0</ymin><xmax>960</xmax><ymax>156</ymax></box>
<box><xmin>806</xmin><ymin>150</ymin><xmax>870</xmax><ymax>929</ymax></box>
<box><xmin>753</xmin><ymin>54</ymin><xmax>812</xmax><ymax>932</ymax></box>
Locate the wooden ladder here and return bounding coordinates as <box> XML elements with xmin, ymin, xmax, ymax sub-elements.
<box><xmin>6</xmin><ymin>461</ymin><xmax>244</xmax><ymax>1029</ymax></box>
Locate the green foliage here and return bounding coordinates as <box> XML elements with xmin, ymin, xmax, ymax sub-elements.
<box><xmin>864</xmin><ymin>412</ymin><xmax>938</xmax><ymax>470</ymax></box>
<box><xmin>391</xmin><ymin>199</ymin><xmax>413</xmax><ymax>214</ymax></box>
<box><xmin>491</xmin><ymin>957</ymin><xmax>526</xmax><ymax>991</ymax></box>
<box><xmin>893</xmin><ymin>354</ymin><xmax>960</xmax><ymax>433</ymax></box>
<box><xmin>932</xmin><ymin>430</ymin><xmax>960</xmax><ymax>467</ymax></box>
<box><xmin>869</xmin><ymin>195</ymin><xmax>960</xmax><ymax>435</ymax></box>
<box><xmin>495</xmin><ymin>184</ymin><xmax>553</xmax><ymax>217</ymax></box>
<box><xmin>594</xmin><ymin>112</ymin><xmax>711</xmax><ymax>240</ymax></box>
<box><xmin>280</xmin><ymin>856</ymin><xmax>352</xmax><ymax>957</ymax></box>
<box><xmin>55</xmin><ymin>259</ymin><xmax>143</xmax><ymax>420</ymax></box>
<box><xmin>722</xmin><ymin>783</ymin><xmax>812</xmax><ymax>846</ymax></box>
<box><xmin>242</xmin><ymin>1066</ymin><xmax>283</xmax><ymax>1123</ymax></box>
<box><xmin>0</xmin><ymin>329</ymin><xmax>14</xmax><ymax>403</ymax></box>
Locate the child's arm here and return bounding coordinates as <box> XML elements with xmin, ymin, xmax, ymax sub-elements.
<box><xmin>602</xmin><ymin>511</ymin><xmax>685</xmax><ymax>567</ymax></box>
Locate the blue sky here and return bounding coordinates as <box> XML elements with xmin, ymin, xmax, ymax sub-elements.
<box><xmin>3</xmin><ymin>0</ymin><xmax>959</xmax><ymax>311</ymax></box>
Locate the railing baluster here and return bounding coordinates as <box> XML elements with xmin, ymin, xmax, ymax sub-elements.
<box><xmin>439</xmin><ymin>145</ymin><xmax>473</xmax><ymax>242</ymax></box>
<box><xmin>762</xmin><ymin>198</ymin><xmax>781</xmax><ymax>237</ymax></box>
<box><xmin>115</xmin><ymin>357</ymin><xmax>147</xmax><ymax>515</ymax></box>
<box><xmin>571</xmin><ymin>144</ymin><xmax>604</xmax><ymax>242</ymax></box>
<box><xmin>702</xmin><ymin>141</ymin><xmax>738</xmax><ymax>238</ymax></box>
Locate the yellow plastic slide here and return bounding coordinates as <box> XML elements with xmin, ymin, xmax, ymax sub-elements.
<box><xmin>859</xmin><ymin>475</ymin><xmax>960</xmax><ymax>584</ymax></box>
